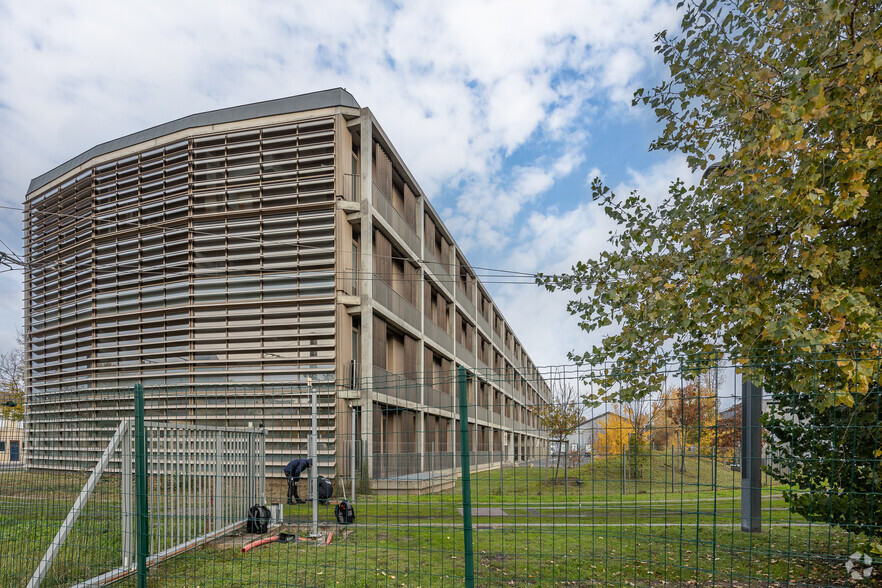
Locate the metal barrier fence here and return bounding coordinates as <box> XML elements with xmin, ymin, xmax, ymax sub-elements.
<box><xmin>1</xmin><ymin>345</ymin><xmax>881</xmax><ymax>586</ymax></box>
<box><xmin>142</xmin><ymin>420</ymin><xmax>266</xmax><ymax>569</ymax></box>
<box><xmin>1</xmin><ymin>387</ymin><xmax>266</xmax><ymax>588</ymax></box>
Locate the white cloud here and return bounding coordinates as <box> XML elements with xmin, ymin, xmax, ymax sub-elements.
<box><xmin>614</xmin><ymin>155</ymin><xmax>700</xmax><ymax>206</ymax></box>
<box><xmin>0</xmin><ymin>0</ymin><xmax>681</xmax><ymax>359</ymax></box>
<box><xmin>493</xmin><ymin>155</ymin><xmax>693</xmax><ymax>366</ymax></box>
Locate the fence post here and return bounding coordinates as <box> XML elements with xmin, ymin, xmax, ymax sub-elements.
<box><xmin>214</xmin><ymin>431</ymin><xmax>222</xmax><ymax>532</ymax></box>
<box><xmin>351</xmin><ymin>438</ymin><xmax>356</xmax><ymax>503</ymax></box>
<box><xmin>259</xmin><ymin>427</ymin><xmax>266</xmax><ymax>505</ymax></box>
<box><xmin>457</xmin><ymin>366</ymin><xmax>475</xmax><ymax>588</ymax></box>
<box><xmin>134</xmin><ymin>384</ymin><xmax>149</xmax><ymax>588</ymax></box>
<box><xmin>741</xmin><ymin>380</ymin><xmax>762</xmax><ymax>532</ymax></box>
<box><xmin>309</xmin><ymin>378</ymin><xmax>319</xmax><ymax>538</ymax></box>
<box><xmin>122</xmin><ymin>419</ymin><xmax>134</xmax><ymax>569</ymax></box>
<box><xmin>352</xmin><ymin>406</ymin><xmax>357</xmax><ymax>502</ymax></box>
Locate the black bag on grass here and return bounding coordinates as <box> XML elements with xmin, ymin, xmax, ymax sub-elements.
<box><xmin>317</xmin><ymin>476</ymin><xmax>333</xmax><ymax>504</ymax></box>
<box><xmin>247</xmin><ymin>504</ymin><xmax>271</xmax><ymax>534</ymax></box>
<box><xmin>335</xmin><ymin>500</ymin><xmax>355</xmax><ymax>524</ymax></box>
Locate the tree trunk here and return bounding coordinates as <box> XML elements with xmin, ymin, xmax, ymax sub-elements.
<box><xmin>554</xmin><ymin>440</ymin><xmax>563</xmax><ymax>480</ymax></box>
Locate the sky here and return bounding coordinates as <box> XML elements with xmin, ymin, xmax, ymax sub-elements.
<box><xmin>0</xmin><ymin>0</ymin><xmax>699</xmax><ymax>369</ymax></box>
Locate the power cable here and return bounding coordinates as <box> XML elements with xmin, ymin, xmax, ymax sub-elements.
<box><xmin>0</xmin><ymin>238</ymin><xmax>25</xmax><ymax>265</ymax></box>
<box><xmin>12</xmin><ymin>202</ymin><xmax>545</xmax><ymax>372</ymax></box>
<box><xmin>0</xmin><ymin>203</ymin><xmax>536</xmax><ymax>278</ymax></box>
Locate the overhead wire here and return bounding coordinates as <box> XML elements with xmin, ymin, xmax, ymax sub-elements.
<box><xmin>0</xmin><ymin>238</ymin><xmax>25</xmax><ymax>264</ymax></box>
<box><xmin>16</xmin><ymin>147</ymin><xmax>557</xmax><ymax>402</ymax></box>
<box><xmin>13</xmin><ymin>188</ymin><xmax>548</xmax><ymax>380</ymax></box>
<box><xmin>23</xmin><ymin>262</ymin><xmax>536</xmax><ymax>286</ymax></box>
<box><xmin>0</xmin><ymin>203</ymin><xmax>539</xmax><ymax>280</ymax></box>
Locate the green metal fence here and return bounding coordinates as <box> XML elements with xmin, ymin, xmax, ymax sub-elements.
<box><xmin>2</xmin><ymin>345</ymin><xmax>880</xmax><ymax>586</ymax></box>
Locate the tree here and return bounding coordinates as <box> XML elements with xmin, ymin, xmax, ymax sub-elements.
<box><xmin>595</xmin><ymin>412</ymin><xmax>638</xmax><ymax>456</ymax></box>
<box><xmin>536</xmin><ymin>0</ymin><xmax>882</xmax><ymax>544</ymax></box>
<box><xmin>620</xmin><ymin>392</ymin><xmax>663</xmax><ymax>442</ymax></box>
<box><xmin>0</xmin><ymin>337</ymin><xmax>25</xmax><ymax>421</ymax></box>
<box><xmin>765</xmin><ymin>376</ymin><xmax>882</xmax><ymax>543</ymax></box>
<box><xmin>649</xmin><ymin>381</ymin><xmax>679</xmax><ymax>449</ymax></box>
<box><xmin>662</xmin><ymin>382</ymin><xmax>718</xmax><ymax>451</ymax></box>
<box><xmin>537</xmin><ymin>383</ymin><xmax>585</xmax><ymax>480</ymax></box>
<box><xmin>537</xmin><ymin>0</ymin><xmax>882</xmax><ymax>407</ymax></box>
<box><xmin>595</xmin><ymin>409</ymin><xmax>651</xmax><ymax>478</ymax></box>
<box><xmin>716</xmin><ymin>403</ymin><xmax>742</xmax><ymax>458</ymax></box>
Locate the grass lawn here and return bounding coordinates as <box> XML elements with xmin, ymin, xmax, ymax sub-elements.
<box><xmin>0</xmin><ymin>453</ymin><xmax>866</xmax><ymax>587</ymax></box>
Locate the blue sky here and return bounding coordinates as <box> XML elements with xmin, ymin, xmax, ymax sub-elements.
<box><xmin>0</xmin><ymin>0</ymin><xmax>698</xmax><ymax>367</ymax></box>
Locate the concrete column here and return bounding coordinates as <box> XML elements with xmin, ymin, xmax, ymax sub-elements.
<box><xmin>450</xmin><ymin>415</ymin><xmax>457</xmax><ymax>470</ymax></box>
<box><xmin>417</xmin><ymin>191</ymin><xmax>426</xmax><ymax>473</ymax></box>
<box><xmin>359</xmin><ymin>110</ymin><xmax>375</xmax><ymax>478</ymax></box>
<box><xmin>741</xmin><ymin>380</ymin><xmax>763</xmax><ymax>532</ymax></box>
<box><xmin>417</xmin><ymin>411</ymin><xmax>426</xmax><ymax>472</ymax></box>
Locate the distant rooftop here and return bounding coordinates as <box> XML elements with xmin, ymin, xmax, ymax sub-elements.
<box><xmin>27</xmin><ymin>88</ymin><xmax>360</xmax><ymax>195</ymax></box>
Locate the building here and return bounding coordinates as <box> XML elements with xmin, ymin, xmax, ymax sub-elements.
<box><xmin>0</xmin><ymin>418</ymin><xmax>23</xmax><ymax>465</ymax></box>
<box><xmin>23</xmin><ymin>88</ymin><xmax>549</xmax><ymax>478</ymax></box>
<box><xmin>565</xmin><ymin>411</ymin><xmax>611</xmax><ymax>454</ymax></box>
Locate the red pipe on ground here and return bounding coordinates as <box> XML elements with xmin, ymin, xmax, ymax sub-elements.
<box><xmin>241</xmin><ymin>536</ymin><xmax>279</xmax><ymax>553</ymax></box>
<box><xmin>241</xmin><ymin>532</ymin><xmax>313</xmax><ymax>552</ymax></box>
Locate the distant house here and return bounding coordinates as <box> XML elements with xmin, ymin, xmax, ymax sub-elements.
<box><xmin>719</xmin><ymin>398</ymin><xmax>772</xmax><ymax>421</ymax></box>
<box><xmin>0</xmin><ymin>418</ymin><xmax>23</xmax><ymax>465</ymax></box>
<box><xmin>564</xmin><ymin>411</ymin><xmax>611</xmax><ymax>453</ymax></box>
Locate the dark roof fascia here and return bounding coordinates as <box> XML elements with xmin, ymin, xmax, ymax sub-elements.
<box><xmin>578</xmin><ymin>412</ymin><xmax>611</xmax><ymax>426</ymax></box>
<box><xmin>27</xmin><ymin>88</ymin><xmax>360</xmax><ymax>196</ymax></box>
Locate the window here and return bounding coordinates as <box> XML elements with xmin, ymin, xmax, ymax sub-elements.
<box><xmin>351</xmin><ymin>153</ymin><xmax>359</xmax><ymax>200</ymax></box>
<box><xmin>352</xmin><ymin>243</ymin><xmax>359</xmax><ymax>294</ymax></box>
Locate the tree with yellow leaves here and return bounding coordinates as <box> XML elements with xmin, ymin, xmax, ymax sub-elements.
<box><xmin>595</xmin><ymin>412</ymin><xmax>634</xmax><ymax>456</ymax></box>
<box><xmin>595</xmin><ymin>408</ymin><xmax>651</xmax><ymax>479</ymax></box>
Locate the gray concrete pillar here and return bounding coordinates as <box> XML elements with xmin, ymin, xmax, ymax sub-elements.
<box><xmin>359</xmin><ymin>110</ymin><xmax>375</xmax><ymax>478</ymax></box>
<box><xmin>741</xmin><ymin>380</ymin><xmax>762</xmax><ymax>532</ymax></box>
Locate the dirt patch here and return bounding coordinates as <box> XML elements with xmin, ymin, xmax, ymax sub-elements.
<box><xmin>208</xmin><ymin>522</ymin><xmax>346</xmax><ymax>551</ymax></box>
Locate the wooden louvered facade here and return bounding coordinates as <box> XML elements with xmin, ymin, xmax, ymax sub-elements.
<box><xmin>23</xmin><ymin>89</ymin><xmax>549</xmax><ymax>479</ymax></box>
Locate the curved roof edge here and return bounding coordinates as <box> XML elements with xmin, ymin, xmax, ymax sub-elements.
<box><xmin>27</xmin><ymin>88</ymin><xmax>360</xmax><ymax>196</ymax></box>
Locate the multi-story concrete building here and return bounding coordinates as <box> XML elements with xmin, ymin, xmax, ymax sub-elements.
<box><xmin>23</xmin><ymin>88</ymin><xmax>549</xmax><ymax>478</ymax></box>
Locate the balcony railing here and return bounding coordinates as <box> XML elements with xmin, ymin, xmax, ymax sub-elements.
<box><xmin>455</xmin><ymin>287</ymin><xmax>477</xmax><ymax>319</ymax></box>
<box><xmin>423</xmin><ymin>249</ymin><xmax>453</xmax><ymax>296</ymax></box>
<box><xmin>477</xmin><ymin>314</ymin><xmax>491</xmax><ymax>338</ymax></box>
<box><xmin>373</xmin><ymin>277</ymin><xmax>421</xmax><ymax>332</ymax></box>
<box><xmin>373</xmin><ymin>183</ymin><xmax>420</xmax><ymax>255</ymax></box>
<box><xmin>341</xmin><ymin>172</ymin><xmax>359</xmax><ymax>201</ymax></box>
<box><xmin>424</xmin><ymin>385</ymin><xmax>455</xmax><ymax>412</ymax></box>
<box><xmin>492</xmin><ymin>329</ymin><xmax>503</xmax><ymax>350</ymax></box>
<box><xmin>372</xmin><ymin>365</ymin><xmax>421</xmax><ymax>404</ymax></box>
<box><xmin>424</xmin><ymin>318</ymin><xmax>454</xmax><ymax>353</ymax></box>
<box><xmin>344</xmin><ymin>360</ymin><xmax>359</xmax><ymax>389</ymax></box>
<box><xmin>456</xmin><ymin>344</ymin><xmax>476</xmax><ymax>368</ymax></box>
<box><xmin>503</xmin><ymin>345</ymin><xmax>517</xmax><ymax>368</ymax></box>
<box><xmin>372</xmin><ymin>450</ymin><xmax>421</xmax><ymax>478</ymax></box>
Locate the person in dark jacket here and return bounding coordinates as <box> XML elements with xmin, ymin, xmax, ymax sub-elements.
<box><xmin>284</xmin><ymin>458</ymin><xmax>312</xmax><ymax>504</ymax></box>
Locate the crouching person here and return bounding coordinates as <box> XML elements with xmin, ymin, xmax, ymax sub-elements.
<box><xmin>284</xmin><ymin>458</ymin><xmax>312</xmax><ymax>505</ymax></box>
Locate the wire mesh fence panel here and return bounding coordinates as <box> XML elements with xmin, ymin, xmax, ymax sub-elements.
<box><xmin>2</xmin><ymin>345</ymin><xmax>882</xmax><ymax>585</ymax></box>
<box><xmin>0</xmin><ymin>416</ymin><xmax>129</xmax><ymax>588</ymax></box>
